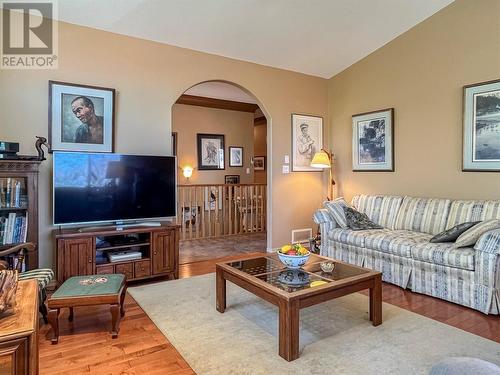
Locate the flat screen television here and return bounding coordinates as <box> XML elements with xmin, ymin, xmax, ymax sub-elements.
<box><xmin>53</xmin><ymin>152</ymin><xmax>177</xmax><ymax>225</ymax></box>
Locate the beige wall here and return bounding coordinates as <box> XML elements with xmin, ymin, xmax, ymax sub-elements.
<box><xmin>0</xmin><ymin>19</ymin><xmax>328</xmax><ymax>268</ymax></box>
<box><xmin>253</xmin><ymin>121</ymin><xmax>267</xmax><ymax>184</ymax></box>
<box><xmin>173</xmin><ymin>104</ymin><xmax>254</xmax><ymax>184</ymax></box>
<box><xmin>328</xmin><ymin>0</ymin><xmax>500</xmax><ymax>203</ymax></box>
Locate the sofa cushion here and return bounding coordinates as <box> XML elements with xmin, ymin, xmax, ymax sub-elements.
<box><xmin>351</xmin><ymin>194</ymin><xmax>403</xmax><ymax>229</ymax></box>
<box><xmin>446</xmin><ymin>200</ymin><xmax>500</xmax><ymax>229</ymax></box>
<box><xmin>412</xmin><ymin>242</ymin><xmax>475</xmax><ymax>271</ymax></box>
<box><xmin>430</xmin><ymin>221</ymin><xmax>480</xmax><ymax>243</ymax></box>
<box><xmin>454</xmin><ymin>219</ymin><xmax>500</xmax><ymax>248</ymax></box>
<box><xmin>394</xmin><ymin>196</ymin><xmax>451</xmax><ymax>235</ymax></box>
<box><xmin>364</xmin><ymin>230</ymin><xmax>432</xmax><ymax>257</ymax></box>
<box><xmin>328</xmin><ymin>228</ymin><xmax>389</xmax><ymax>247</ymax></box>
<box><xmin>324</xmin><ymin>198</ymin><xmax>350</xmax><ymax>228</ymax></box>
<box><xmin>343</xmin><ymin>207</ymin><xmax>383</xmax><ymax>230</ymax></box>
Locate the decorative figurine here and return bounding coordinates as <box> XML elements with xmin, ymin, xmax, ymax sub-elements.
<box><xmin>35</xmin><ymin>136</ymin><xmax>49</xmax><ymax>161</ymax></box>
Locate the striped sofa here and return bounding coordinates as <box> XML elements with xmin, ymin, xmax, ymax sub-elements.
<box><xmin>313</xmin><ymin>195</ymin><xmax>500</xmax><ymax>314</ymax></box>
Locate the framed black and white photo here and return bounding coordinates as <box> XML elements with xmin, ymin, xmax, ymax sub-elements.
<box><xmin>197</xmin><ymin>133</ymin><xmax>225</xmax><ymax>170</ymax></box>
<box><xmin>463</xmin><ymin>79</ymin><xmax>500</xmax><ymax>171</ymax></box>
<box><xmin>291</xmin><ymin>114</ymin><xmax>323</xmax><ymax>171</ymax></box>
<box><xmin>49</xmin><ymin>81</ymin><xmax>115</xmax><ymax>152</ymax></box>
<box><xmin>352</xmin><ymin>108</ymin><xmax>394</xmax><ymax>171</ymax></box>
<box><xmin>253</xmin><ymin>156</ymin><xmax>265</xmax><ymax>171</ymax></box>
<box><xmin>224</xmin><ymin>175</ymin><xmax>240</xmax><ymax>184</ymax></box>
<box><xmin>229</xmin><ymin>146</ymin><xmax>243</xmax><ymax>167</ymax></box>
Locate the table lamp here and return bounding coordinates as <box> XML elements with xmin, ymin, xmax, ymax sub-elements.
<box><xmin>310</xmin><ymin>149</ymin><xmax>336</xmax><ymax>200</ymax></box>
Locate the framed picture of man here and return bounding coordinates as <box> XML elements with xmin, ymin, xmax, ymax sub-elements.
<box><xmin>49</xmin><ymin>81</ymin><xmax>115</xmax><ymax>153</ymax></box>
<box><xmin>463</xmin><ymin>79</ymin><xmax>500</xmax><ymax>171</ymax></box>
<box><xmin>352</xmin><ymin>108</ymin><xmax>394</xmax><ymax>171</ymax></box>
<box><xmin>291</xmin><ymin>114</ymin><xmax>323</xmax><ymax>171</ymax></box>
<box><xmin>197</xmin><ymin>133</ymin><xmax>225</xmax><ymax>170</ymax></box>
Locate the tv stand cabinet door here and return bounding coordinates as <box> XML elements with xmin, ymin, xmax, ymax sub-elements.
<box><xmin>57</xmin><ymin>238</ymin><xmax>94</xmax><ymax>283</ymax></box>
<box><xmin>152</xmin><ymin>231</ymin><xmax>175</xmax><ymax>275</ymax></box>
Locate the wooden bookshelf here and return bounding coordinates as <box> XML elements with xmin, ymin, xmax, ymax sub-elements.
<box><xmin>0</xmin><ymin>160</ymin><xmax>41</xmax><ymax>270</ymax></box>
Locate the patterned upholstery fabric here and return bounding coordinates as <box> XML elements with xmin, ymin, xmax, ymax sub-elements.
<box><xmin>394</xmin><ymin>196</ymin><xmax>451</xmax><ymax>235</ymax></box>
<box><xmin>364</xmin><ymin>248</ymin><xmax>413</xmax><ymax>288</ymax></box>
<box><xmin>328</xmin><ymin>228</ymin><xmax>389</xmax><ymax>248</ymax></box>
<box><xmin>364</xmin><ymin>230</ymin><xmax>432</xmax><ymax>257</ymax></box>
<box><xmin>323</xmin><ymin>198</ymin><xmax>350</xmax><ymax>228</ymax></box>
<box><xmin>343</xmin><ymin>207</ymin><xmax>383</xmax><ymax>230</ymax></box>
<box><xmin>446</xmin><ymin>200</ymin><xmax>500</xmax><ymax>229</ymax></box>
<box><xmin>19</xmin><ymin>268</ymin><xmax>54</xmax><ymax>289</ymax></box>
<box><xmin>351</xmin><ymin>194</ymin><xmax>403</xmax><ymax>229</ymax></box>
<box><xmin>313</xmin><ymin>208</ymin><xmax>335</xmax><ymax>225</ymax></box>
<box><xmin>454</xmin><ymin>219</ymin><xmax>500</xmax><ymax>248</ymax></box>
<box><xmin>412</xmin><ymin>242</ymin><xmax>475</xmax><ymax>271</ymax></box>
<box><xmin>474</xmin><ymin>229</ymin><xmax>500</xmax><ymax>289</ymax></box>
<box><xmin>322</xmin><ymin>242</ymin><xmax>365</xmax><ymax>267</ymax></box>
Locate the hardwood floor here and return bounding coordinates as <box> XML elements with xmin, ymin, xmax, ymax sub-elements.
<box><xmin>40</xmin><ymin>253</ymin><xmax>500</xmax><ymax>374</ymax></box>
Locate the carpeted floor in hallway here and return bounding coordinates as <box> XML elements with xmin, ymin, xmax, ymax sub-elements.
<box><xmin>179</xmin><ymin>232</ymin><xmax>267</xmax><ymax>264</ymax></box>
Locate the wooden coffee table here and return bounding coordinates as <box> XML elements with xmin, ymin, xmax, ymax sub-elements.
<box><xmin>216</xmin><ymin>253</ymin><xmax>382</xmax><ymax>361</ymax></box>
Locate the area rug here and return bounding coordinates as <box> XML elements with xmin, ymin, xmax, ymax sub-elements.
<box><xmin>129</xmin><ymin>274</ymin><xmax>500</xmax><ymax>375</ymax></box>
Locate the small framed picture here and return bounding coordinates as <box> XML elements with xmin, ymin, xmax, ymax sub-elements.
<box><xmin>463</xmin><ymin>79</ymin><xmax>500</xmax><ymax>171</ymax></box>
<box><xmin>197</xmin><ymin>133</ymin><xmax>225</xmax><ymax>170</ymax></box>
<box><xmin>253</xmin><ymin>156</ymin><xmax>265</xmax><ymax>171</ymax></box>
<box><xmin>229</xmin><ymin>146</ymin><xmax>243</xmax><ymax>167</ymax></box>
<box><xmin>291</xmin><ymin>114</ymin><xmax>323</xmax><ymax>171</ymax></box>
<box><xmin>49</xmin><ymin>81</ymin><xmax>115</xmax><ymax>153</ymax></box>
<box><xmin>225</xmin><ymin>175</ymin><xmax>240</xmax><ymax>184</ymax></box>
<box><xmin>352</xmin><ymin>108</ymin><xmax>394</xmax><ymax>171</ymax></box>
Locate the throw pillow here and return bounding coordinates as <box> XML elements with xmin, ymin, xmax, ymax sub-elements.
<box><xmin>324</xmin><ymin>198</ymin><xmax>350</xmax><ymax>229</ymax></box>
<box><xmin>430</xmin><ymin>221</ymin><xmax>480</xmax><ymax>243</ymax></box>
<box><xmin>343</xmin><ymin>206</ymin><xmax>383</xmax><ymax>231</ymax></box>
<box><xmin>454</xmin><ymin>219</ymin><xmax>500</xmax><ymax>248</ymax></box>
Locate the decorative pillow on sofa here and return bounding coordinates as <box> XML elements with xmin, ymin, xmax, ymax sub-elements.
<box><xmin>324</xmin><ymin>198</ymin><xmax>350</xmax><ymax>229</ymax></box>
<box><xmin>343</xmin><ymin>207</ymin><xmax>383</xmax><ymax>231</ymax></box>
<box><xmin>430</xmin><ymin>221</ymin><xmax>480</xmax><ymax>243</ymax></box>
<box><xmin>454</xmin><ymin>219</ymin><xmax>500</xmax><ymax>248</ymax></box>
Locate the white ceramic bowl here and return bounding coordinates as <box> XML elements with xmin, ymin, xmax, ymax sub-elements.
<box><xmin>277</xmin><ymin>251</ymin><xmax>310</xmax><ymax>269</ymax></box>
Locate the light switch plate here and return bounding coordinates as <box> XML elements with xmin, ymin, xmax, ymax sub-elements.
<box><xmin>246</xmin><ymin>168</ymin><xmax>250</xmax><ymax>174</ymax></box>
<box><xmin>284</xmin><ymin>154</ymin><xmax>289</xmax><ymax>164</ymax></box>
<box><xmin>282</xmin><ymin>165</ymin><xmax>290</xmax><ymax>174</ymax></box>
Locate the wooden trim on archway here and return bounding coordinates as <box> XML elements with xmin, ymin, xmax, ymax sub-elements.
<box><xmin>176</xmin><ymin>94</ymin><xmax>259</xmax><ymax>113</ymax></box>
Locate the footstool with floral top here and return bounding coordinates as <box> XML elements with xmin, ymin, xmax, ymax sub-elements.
<box><xmin>47</xmin><ymin>274</ymin><xmax>127</xmax><ymax>344</ymax></box>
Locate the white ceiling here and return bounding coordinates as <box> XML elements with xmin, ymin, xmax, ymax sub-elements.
<box><xmin>57</xmin><ymin>0</ymin><xmax>454</xmax><ymax>78</ymax></box>
<box><xmin>184</xmin><ymin>81</ymin><xmax>257</xmax><ymax>104</ymax></box>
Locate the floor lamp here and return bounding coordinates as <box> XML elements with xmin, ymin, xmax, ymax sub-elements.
<box><xmin>310</xmin><ymin>149</ymin><xmax>335</xmax><ymax>200</ymax></box>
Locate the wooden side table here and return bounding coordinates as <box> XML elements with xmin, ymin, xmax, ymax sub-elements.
<box><xmin>47</xmin><ymin>274</ymin><xmax>126</xmax><ymax>344</ymax></box>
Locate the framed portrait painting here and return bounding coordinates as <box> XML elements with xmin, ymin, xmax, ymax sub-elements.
<box><xmin>229</xmin><ymin>146</ymin><xmax>243</xmax><ymax>167</ymax></box>
<box><xmin>352</xmin><ymin>108</ymin><xmax>394</xmax><ymax>171</ymax></box>
<box><xmin>291</xmin><ymin>114</ymin><xmax>323</xmax><ymax>171</ymax></box>
<box><xmin>49</xmin><ymin>81</ymin><xmax>115</xmax><ymax>152</ymax></box>
<box><xmin>463</xmin><ymin>79</ymin><xmax>500</xmax><ymax>171</ymax></box>
<box><xmin>197</xmin><ymin>133</ymin><xmax>225</xmax><ymax>170</ymax></box>
<box><xmin>253</xmin><ymin>156</ymin><xmax>265</xmax><ymax>171</ymax></box>
<box><xmin>224</xmin><ymin>175</ymin><xmax>240</xmax><ymax>184</ymax></box>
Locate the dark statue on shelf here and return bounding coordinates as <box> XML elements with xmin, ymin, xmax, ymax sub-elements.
<box><xmin>34</xmin><ymin>136</ymin><xmax>49</xmax><ymax>161</ymax></box>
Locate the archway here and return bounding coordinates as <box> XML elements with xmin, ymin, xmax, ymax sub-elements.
<box><xmin>171</xmin><ymin>80</ymin><xmax>272</xmax><ymax>264</ymax></box>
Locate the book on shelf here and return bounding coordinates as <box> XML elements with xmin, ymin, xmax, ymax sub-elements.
<box><xmin>0</xmin><ymin>212</ymin><xmax>28</xmax><ymax>245</ymax></box>
<box><xmin>0</xmin><ymin>177</ymin><xmax>26</xmax><ymax>209</ymax></box>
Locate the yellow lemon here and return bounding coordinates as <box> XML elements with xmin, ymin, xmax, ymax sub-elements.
<box><xmin>281</xmin><ymin>244</ymin><xmax>292</xmax><ymax>253</ymax></box>
<box><xmin>310</xmin><ymin>281</ymin><xmax>327</xmax><ymax>287</ymax></box>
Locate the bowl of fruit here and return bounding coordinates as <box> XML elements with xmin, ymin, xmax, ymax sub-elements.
<box><xmin>277</xmin><ymin>244</ymin><xmax>311</xmax><ymax>269</ymax></box>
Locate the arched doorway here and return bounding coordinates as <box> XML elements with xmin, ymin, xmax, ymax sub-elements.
<box><xmin>171</xmin><ymin>80</ymin><xmax>271</xmax><ymax>264</ymax></box>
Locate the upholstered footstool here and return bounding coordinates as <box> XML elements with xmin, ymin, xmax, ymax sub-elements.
<box><xmin>47</xmin><ymin>274</ymin><xmax>127</xmax><ymax>344</ymax></box>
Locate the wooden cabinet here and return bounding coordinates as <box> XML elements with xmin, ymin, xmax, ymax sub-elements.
<box><xmin>56</xmin><ymin>237</ymin><xmax>94</xmax><ymax>283</ymax></box>
<box><xmin>0</xmin><ymin>160</ymin><xmax>41</xmax><ymax>270</ymax></box>
<box><xmin>54</xmin><ymin>224</ymin><xmax>179</xmax><ymax>283</ymax></box>
<box><xmin>0</xmin><ymin>280</ymin><xmax>38</xmax><ymax>374</ymax></box>
<box><xmin>152</xmin><ymin>231</ymin><xmax>175</xmax><ymax>275</ymax></box>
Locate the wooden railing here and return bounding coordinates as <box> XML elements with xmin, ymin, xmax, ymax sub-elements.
<box><xmin>177</xmin><ymin>184</ymin><xmax>267</xmax><ymax>240</ymax></box>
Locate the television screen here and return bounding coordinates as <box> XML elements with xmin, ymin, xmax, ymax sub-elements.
<box><xmin>53</xmin><ymin>152</ymin><xmax>176</xmax><ymax>225</ymax></box>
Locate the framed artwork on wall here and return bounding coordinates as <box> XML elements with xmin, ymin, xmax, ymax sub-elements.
<box><xmin>49</xmin><ymin>81</ymin><xmax>115</xmax><ymax>153</ymax></box>
<box><xmin>229</xmin><ymin>146</ymin><xmax>243</xmax><ymax>167</ymax></box>
<box><xmin>224</xmin><ymin>175</ymin><xmax>240</xmax><ymax>184</ymax></box>
<box><xmin>291</xmin><ymin>114</ymin><xmax>323</xmax><ymax>171</ymax></box>
<box><xmin>463</xmin><ymin>79</ymin><xmax>500</xmax><ymax>171</ymax></box>
<box><xmin>352</xmin><ymin>108</ymin><xmax>394</xmax><ymax>171</ymax></box>
<box><xmin>197</xmin><ymin>133</ymin><xmax>225</xmax><ymax>170</ymax></box>
<box><xmin>253</xmin><ymin>156</ymin><xmax>265</xmax><ymax>171</ymax></box>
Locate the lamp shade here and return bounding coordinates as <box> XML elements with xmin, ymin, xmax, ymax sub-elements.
<box><xmin>310</xmin><ymin>151</ymin><xmax>331</xmax><ymax>169</ymax></box>
<box><xmin>182</xmin><ymin>166</ymin><xmax>193</xmax><ymax>178</ymax></box>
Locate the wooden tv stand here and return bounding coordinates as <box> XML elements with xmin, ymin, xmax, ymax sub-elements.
<box><xmin>54</xmin><ymin>223</ymin><xmax>179</xmax><ymax>284</ymax></box>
